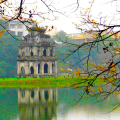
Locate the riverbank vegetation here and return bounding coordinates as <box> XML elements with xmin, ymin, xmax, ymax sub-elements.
<box><xmin>0</xmin><ymin>76</ymin><xmax>114</xmax><ymax>88</ymax></box>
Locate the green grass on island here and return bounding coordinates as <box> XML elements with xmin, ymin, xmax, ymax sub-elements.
<box><xmin>0</xmin><ymin>76</ymin><xmax>107</xmax><ymax>88</ymax></box>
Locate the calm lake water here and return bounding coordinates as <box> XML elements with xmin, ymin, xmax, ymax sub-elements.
<box><xmin>0</xmin><ymin>87</ymin><xmax>120</xmax><ymax>120</ymax></box>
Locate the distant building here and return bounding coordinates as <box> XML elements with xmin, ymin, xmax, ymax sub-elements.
<box><xmin>8</xmin><ymin>19</ymin><xmax>57</xmax><ymax>38</ymax></box>
<box><xmin>67</xmin><ymin>33</ymin><xmax>84</xmax><ymax>39</ymax></box>
<box><xmin>8</xmin><ymin>19</ymin><xmax>33</xmax><ymax>38</ymax></box>
<box><xmin>17</xmin><ymin>27</ymin><xmax>57</xmax><ymax>77</ymax></box>
<box><xmin>67</xmin><ymin>33</ymin><xmax>94</xmax><ymax>44</ymax></box>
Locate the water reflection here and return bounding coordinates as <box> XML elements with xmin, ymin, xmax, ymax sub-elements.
<box><xmin>18</xmin><ymin>88</ymin><xmax>58</xmax><ymax>120</ymax></box>
<box><xmin>1</xmin><ymin>87</ymin><xmax>120</xmax><ymax>120</ymax></box>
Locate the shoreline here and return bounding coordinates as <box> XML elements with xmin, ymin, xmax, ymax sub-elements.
<box><xmin>0</xmin><ymin>76</ymin><xmax>106</xmax><ymax>88</ymax></box>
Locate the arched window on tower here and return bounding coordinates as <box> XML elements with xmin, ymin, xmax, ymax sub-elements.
<box><xmin>21</xmin><ymin>66</ymin><xmax>25</xmax><ymax>74</ymax></box>
<box><xmin>30</xmin><ymin>66</ymin><xmax>34</xmax><ymax>74</ymax></box>
<box><xmin>38</xmin><ymin>63</ymin><xmax>40</xmax><ymax>73</ymax></box>
<box><xmin>22</xmin><ymin>52</ymin><xmax>25</xmax><ymax>57</ymax></box>
<box><xmin>43</xmin><ymin>49</ymin><xmax>46</xmax><ymax>56</ymax></box>
<box><xmin>50</xmin><ymin>49</ymin><xmax>53</xmax><ymax>56</ymax></box>
<box><xmin>25</xmin><ymin>37</ymin><xmax>27</xmax><ymax>43</ymax></box>
<box><xmin>52</xmin><ymin>63</ymin><xmax>55</xmax><ymax>73</ymax></box>
<box><xmin>30</xmin><ymin>50</ymin><xmax>33</xmax><ymax>56</ymax></box>
<box><xmin>37</xmin><ymin>49</ymin><xmax>40</xmax><ymax>56</ymax></box>
<box><xmin>44</xmin><ymin>63</ymin><xmax>48</xmax><ymax>73</ymax></box>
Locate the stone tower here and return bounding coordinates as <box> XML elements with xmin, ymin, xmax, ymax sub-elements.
<box><xmin>17</xmin><ymin>27</ymin><xmax>57</xmax><ymax>77</ymax></box>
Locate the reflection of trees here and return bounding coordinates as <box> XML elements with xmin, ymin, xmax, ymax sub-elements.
<box><xmin>17</xmin><ymin>87</ymin><xmax>58</xmax><ymax>120</ymax></box>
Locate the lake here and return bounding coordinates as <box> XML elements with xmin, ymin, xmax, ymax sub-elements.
<box><xmin>0</xmin><ymin>87</ymin><xmax>120</xmax><ymax>120</ymax></box>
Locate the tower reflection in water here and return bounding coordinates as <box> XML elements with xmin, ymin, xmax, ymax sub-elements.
<box><xmin>17</xmin><ymin>87</ymin><xmax>58</xmax><ymax>120</ymax></box>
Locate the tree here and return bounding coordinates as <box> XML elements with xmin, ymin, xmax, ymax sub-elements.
<box><xmin>55</xmin><ymin>0</ymin><xmax>120</xmax><ymax>107</ymax></box>
<box><xmin>0</xmin><ymin>0</ymin><xmax>120</xmax><ymax>108</ymax></box>
<box><xmin>0</xmin><ymin>21</ymin><xmax>19</xmax><ymax>77</ymax></box>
